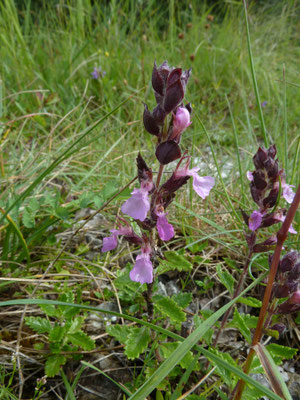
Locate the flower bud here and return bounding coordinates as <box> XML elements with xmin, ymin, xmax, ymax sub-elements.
<box><xmin>290</xmin><ymin>291</ymin><xmax>300</xmax><ymax>304</ymax></box>
<box><xmin>169</xmin><ymin>107</ymin><xmax>191</xmax><ymax>143</ymax></box>
<box><xmin>279</xmin><ymin>251</ymin><xmax>298</xmax><ymax>273</ymax></box>
<box><xmin>270</xmin><ymin>323</ymin><xmax>286</xmax><ymax>335</ymax></box>
<box><xmin>288</xmin><ymin>263</ymin><xmax>300</xmax><ymax>281</ymax></box>
<box><xmin>253</xmin><ymin>147</ymin><xmax>268</xmax><ymax>169</ymax></box>
<box><xmin>143</xmin><ymin>104</ymin><xmax>160</xmax><ymax>136</ymax></box>
<box><xmin>274</xmin><ymin>284</ymin><xmax>290</xmax><ymax>298</ymax></box>
<box><xmin>155</xmin><ymin>140</ymin><xmax>181</xmax><ymax>165</ymax></box>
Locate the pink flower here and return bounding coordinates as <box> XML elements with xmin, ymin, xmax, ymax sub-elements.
<box><xmin>170</xmin><ymin>107</ymin><xmax>191</xmax><ymax>142</ymax></box>
<box><xmin>174</xmin><ymin>163</ymin><xmax>214</xmax><ymax>199</ymax></box>
<box><xmin>249</xmin><ymin>210</ymin><xmax>263</xmax><ymax>231</ymax></box>
<box><xmin>246</xmin><ymin>171</ymin><xmax>254</xmax><ymax>181</ymax></box>
<box><xmin>156</xmin><ymin>210</ymin><xmax>175</xmax><ymax>241</ymax></box>
<box><xmin>102</xmin><ymin>235</ymin><xmax>118</xmax><ymax>252</ymax></box>
<box><xmin>282</xmin><ymin>182</ymin><xmax>295</xmax><ymax>204</ymax></box>
<box><xmin>101</xmin><ymin>227</ymin><xmax>136</xmax><ymax>252</ymax></box>
<box><xmin>121</xmin><ymin>188</ymin><xmax>150</xmax><ymax>221</ymax></box>
<box><xmin>130</xmin><ymin>253</ymin><xmax>153</xmax><ymax>284</ymax></box>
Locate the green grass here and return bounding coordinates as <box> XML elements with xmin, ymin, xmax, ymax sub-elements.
<box><xmin>0</xmin><ymin>0</ymin><xmax>299</xmax><ymax>399</ymax></box>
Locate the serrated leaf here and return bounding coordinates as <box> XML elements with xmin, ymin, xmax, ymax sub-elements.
<box><xmin>49</xmin><ymin>325</ymin><xmax>66</xmax><ymax>342</ymax></box>
<box><xmin>216</xmin><ymin>264</ymin><xmax>235</xmax><ymax>295</ymax></box>
<box><xmin>67</xmin><ymin>332</ymin><xmax>95</xmax><ymax>350</ymax></box>
<box><xmin>28</xmin><ymin>197</ymin><xmax>39</xmax><ymax>212</ymax></box>
<box><xmin>45</xmin><ymin>354</ymin><xmax>66</xmax><ymax>377</ymax></box>
<box><xmin>172</xmin><ymin>293</ymin><xmax>192</xmax><ymax>309</ymax></box>
<box><xmin>39</xmin><ymin>304</ymin><xmax>58</xmax><ymax>317</ymax></box>
<box><xmin>207</xmin><ymin>348</ymin><xmax>239</xmax><ymax>387</ymax></box>
<box><xmin>106</xmin><ymin>324</ymin><xmax>132</xmax><ymax>344</ymax></box>
<box><xmin>100</xmin><ymin>180</ymin><xmax>118</xmax><ymax>200</ymax></box>
<box><xmin>22</xmin><ymin>208</ymin><xmax>35</xmax><ymax>228</ymax></box>
<box><xmin>157</xmin><ymin>251</ymin><xmax>192</xmax><ymax>275</ymax></box>
<box><xmin>25</xmin><ymin>316</ymin><xmax>52</xmax><ymax>334</ymax></box>
<box><xmin>238</xmin><ymin>296</ymin><xmax>262</xmax><ymax>308</ymax></box>
<box><xmin>153</xmin><ymin>296</ymin><xmax>185</xmax><ymax>323</ymax></box>
<box><xmin>125</xmin><ymin>327</ymin><xmax>151</xmax><ymax>360</ymax></box>
<box><xmin>266</xmin><ymin>343</ymin><xmax>298</xmax><ymax>361</ymax></box>
<box><xmin>68</xmin><ymin>317</ymin><xmax>84</xmax><ymax>334</ymax></box>
<box><xmin>159</xmin><ymin>342</ymin><xmax>196</xmax><ymax>370</ymax></box>
<box><xmin>232</xmin><ymin>309</ymin><xmax>251</xmax><ymax>343</ymax></box>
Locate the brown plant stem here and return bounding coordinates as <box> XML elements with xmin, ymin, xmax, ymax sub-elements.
<box><xmin>233</xmin><ymin>184</ymin><xmax>300</xmax><ymax>400</ymax></box>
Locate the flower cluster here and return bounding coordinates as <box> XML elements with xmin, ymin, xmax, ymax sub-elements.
<box><xmin>242</xmin><ymin>145</ymin><xmax>296</xmax><ymax>253</ymax></box>
<box><xmin>102</xmin><ymin>61</ymin><xmax>215</xmax><ymax>284</ymax></box>
<box><xmin>272</xmin><ymin>251</ymin><xmax>300</xmax><ymax>315</ymax></box>
<box><xmin>91</xmin><ymin>66</ymin><xmax>106</xmax><ymax>80</ymax></box>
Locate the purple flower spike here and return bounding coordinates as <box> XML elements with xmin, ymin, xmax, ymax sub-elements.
<box><xmin>170</xmin><ymin>107</ymin><xmax>191</xmax><ymax>142</ymax></box>
<box><xmin>121</xmin><ymin>188</ymin><xmax>150</xmax><ymax>221</ymax></box>
<box><xmin>91</xmin><ymin>67</ymin><xmax>100</xmax><ymax>79</ymax></box>
<box><xmin>282</xmin><ymin>182</ymin><xmax>295</xmax><ymax>204</ymax></box>
<box><xmin>156</xmin><ymin>211</ymin><xmax>175</xmax><ymax>241</ymax></box>
<box><xmin>249</xmin><ymin>210</ymin><xmax>263</xmax><ymax>231</ymax></box>
<box><xmin>101</xmin><ymin>235</ymin><xmax>118</xmax><ymax>252</ymax></box>
<box><xmin>188</xmin><ymin>168</ymin><xmax>215</xmax><ymax>199</ymax></box>
<box><xmin>130</xmin><ymin>253</ymin><xmax>153</xmax><ymax>284</ymax></box>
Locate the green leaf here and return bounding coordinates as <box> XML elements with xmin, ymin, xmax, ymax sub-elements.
<box><xmin>172</xmin><ymin>293</ymin><xmax>192</xmax><ymax>309</ymax></box>
<box><xmin>216</xmin><ymin>264</ymin><xmax>235</xmax><ymax>295</ymax></box>
<box><xmin>157</xmin><ymin>251</ymin><xmax>192</xmax><ymax>274</ymax></box>
<box><xmin>266</xmin><ymin>343</ymin><xmax>298</xmax><ymax>362</ymax></box>
<box><xmin>67</xmin><ymin>332</ymin><xmax>95</xmax><ymax>350</ymax></box>
<box><xmin>45</xmin><ymin>354</ymin><xmax>67</xmax><ymax>377</ymax></box>
<box><xmin>22</xmin><ymin>208</ymin><xmax>35</xmax><ymax>228</ymax></box>
<box><xmin>25</xmin><ymin>316</ymin><xmax>52</xmax><ymax>334</ymax></box>
<box><xmin>153</xmin><ymin>296</ymin><xmax>186</xmax><ymax>323</ymax></box>
<box><xmin>159</xmin><ymin>342</ymin><xmax>196</xmax><ymax>370</ymax></box>
<box><xmin>49</xmin><ymin>325</ymin><xmax>66</xmax><ymax>342</ymax></box>
<box><xmin>232</xmin><ymin>309</ymin><xmax>251</xmax><ymax>343</ymax></box>
<box><xmin>125</xmin><ymin>327</ymin><xmax>151</xmax><ymax>360</ymax></box>
<box><xmin>106</xmin><ymin>324</ymin><xmax>132</xmax><ymax>344</ymax></box>
<box><xmin>68</xmin><ymin>317</ymin><xmax>84</xmax><ymax>334</ymax></box>
<box><xmin>39</xmin><ymin>303</ymin><xmax>58</xmax><ymax>317</ymax></box>
<box><xmin>207</xmin><ymin>348</ymin><xmax>239</xmax><ymax>387</ymax></box>
<box><xmin>238</xmin><ymin>296</ymin><xmax>262</xmax><ymax>308</ymax></box>
<box><xmin>100</xmin><ymin>180</ymin><xmax>119</xmax><ymax>200</ymax></box>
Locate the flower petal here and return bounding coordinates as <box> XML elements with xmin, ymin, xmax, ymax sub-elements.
<box><xmin>246</xmin><ymin>171</ymin><xmax>254</xmax><ymax>181</ymax></box>
<box><xmin>188</xmin><ymin>169</ymin><xmax>215</xmax><ymax>199</ymax></box>
<box><xmin>129</xmin><ymin>254</ymin><xmax>153</xmax><ymax>284</ymax></box>
<box><xmin>282</xmin><ymin>183</ymin><xmax>295</xmax><ymax>204</ymax></box>
<box><xmin>157</xmin><ymin>214</ymin><xmax>175</xmax><ymax>241</ymax></box>
<box><xmin>121</xmin><ymin>188</ymin><xmax>150</xmax><ymax>221</ymax></box>
<box><xmin>101</xmin><ymin>235</ymin><xmax>118</xmax><ymax>252</ymax></box>
<box><xmin>249</xmin><ymin>210</ymin><xmax>263</xmax><ymax>231</ymax></box>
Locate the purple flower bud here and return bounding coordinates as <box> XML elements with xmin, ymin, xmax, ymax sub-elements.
<box><xmin>169</xmin><ymin>107</ymin><xmax>191</xmax><ymax>143</ymax></box>
<box><xmin>267</xmin><ymin>145</ymin><xmax>277</xmax><ymax>159</ymax></box>
<box><xmin>262</xmin><ymin>187</ymin><xmax>279</xmax><ymax>209</ymax></box>
<box><xmin>155</xmin><ymin>140</ymin><xmax>182</xmax><ymax>165</ymax></box>
<box><xmin>252</xmin><ymin>170</ymin><xmax>267</xmax><ymax>190</ymax></box>
<box><xmin>287</xmin><ymin>281</ymin><xmax>298</xmax><ymax>294</ymax></box>
<box><xmin>153</xmin><ymin>105</ymin><xmax>166</xmax><ymax>125</ymax></box>
<box><xmin>270</xmin><ymin>323</ymin><xmax>286</xmax><ymax>334</ymax></box>
<box><xmin>156</xmin><ymin>209</ymin><xmax>175</xmax><ymax>241</ymax></box>
<box><xmin>143</xmin><ymin>104</ymin><xmax>160</xmax><ymax>136</ymax></box>
<box><xmin>152</xmin><ymin>61</ymin><xmax>166</xmax><ymax>95</ymax></box>
<box><xmin>121</xmin><ymin>188</ymin><xmax>150</xmax><ymax>221</ymax></box>
<box><xmin>130</xmin><ymin>253</ymin><xmax>153</xmax><ymax>284</ymax></box>
<box><xmin>249</xmin><ymin>210</ymin><xmax>263</xmax><ymax>231</ymax></box>
<box><xmin>288</xmin><ymin>263</ymin><xmax>300</xmax><ymax>281</ymax></box>
<box><xmin>290</xmin><ymin>291</ymin><xmax>300</xmax><ymax>304</ymax></box>
<box><xmin>253</xmin><ymin>235</ymin><xmax>277</xmax><ymax>253</ymax></box>
<box><xmin>274</xmin><ymin>284</ymin><xmax>290</xmax><ymax>298</ymax></box>
<box><xmin>164</xmin><ymin>80</ymin><xmax>185</xmax><ymax>114</ymax></box>
<box><xmin>253</xmin><ymin>147</ymin><xmax>268</xmax><ymax>169</ymax></box>
<box><xmin>279</xmin><ymin>251</ymin><xmax>298</xmax><ymax>273</ymax></box>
